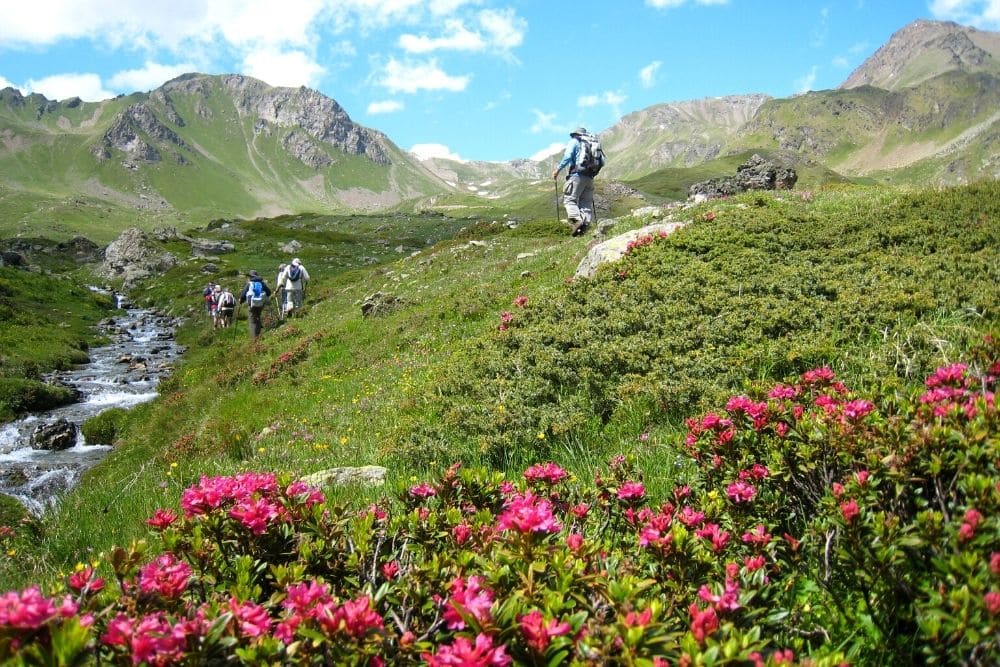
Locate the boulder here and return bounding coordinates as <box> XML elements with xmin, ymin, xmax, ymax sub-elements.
<box><xmin>0</xmin><ymin>251</ymin><xmax>25</xmax><ymax>267</ymax></box>
<box><xmin>190</xmin><ymin>239</ymin><xmax>236</xmax><ymax>256</ymax></box>
<box><xmin>300</xmin><ymin>466</ymin><xmax>387</xmax><ymax>488</ymax></box>
<box><xmin>361</xmin><ymin>292</ymin><xmax>403</xmax><ymax>318</ymax></box>
<box><xmin>102</xmin><ymin>227</ymin><xmax>178</xmax><ymax>288</ymax></box>
<box><xmin>31</xmin><ymin>419</ymin><xmax>78</xmax><ymax>451</ymax></box>
<box><xmin>574</xmin><ymin>221</ymin><xmax>688</xmax><ymax>279</ymax></box>
<box><xmin>280</xmin><ymin>240</ymin><xmax>302</xmax><ymax>254</ymax></box>
<box><xmin>687</xmin><ymin>154</ymin><xmax>797</xmax><ymax>199</ymax></box>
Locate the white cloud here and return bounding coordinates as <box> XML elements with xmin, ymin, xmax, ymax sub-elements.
<box><xmin>530</xmin><ymin>142</ymin><xmax>565</xmax><ymax>162</ymax></box>
<box><xmin>849</xmin><ymin>41</ymin><xmax>869</xmax><ymax>55</ymax></box>
<box><xmin>25</xmin><ymin>73</ymin><xmax>115</xmax><ymax>101</ymax></box>
<box><xmin>378</xmin><ymin>57</ymin><xmax>469</xmax><ymax>93</ymax></box>
<box><xmin>831</xmin><ymin>55</ymin><xmax>850</xmax><ymax>69</ymax></box>
<box><xmin>639</xmin><ymin>61</ymin><xmax>662</xmax><ymax>88</ymax></box>
<box><xmin>578</xmin><ymin>90</ymin><xmax>626</xmax><ymax>118</ymax></box>
<box><xmin>929</xmin><ymin>0</ymin><xmax>1000</xmax><ymax>29</ymax></box>
<box><xmin>0</xmin><ymin>75</ymin><xmax>15</xmax><ymax>91</ymax></box>
<box><xmin>410</xmin><ymin>142</ymin><xmax>465</xmax><ymax>161</ymax></box>
<box><xmin>242</xmin><ymin>48</ymin><xmax>326</xmax><ymax>88</ymax></box>
<box><xmin>478</xmin><ymin>7</ymin><xmax>526</xmax><ymax>51</ymax></box>
<box><xmin>108</xmin><ymin>61</ymin><xmax>198</xmax><ymax>93</ymax></box>
<box><xmin>794</xmin><ymin>66</ymin><xmax>818</xmax><ymax>94</ymax></box>
<box><xmin>530</xmin><ymin>109</ymin><xmax>558</xmax><ymax>134</ymax></box>
<box><xmin>367</xmin><ymin>99</ymin><xmax>404</xmax><ymax>114</ymax></box>
<box><xmin>399</xmin><ymin>19</ymin><xmax>485</xmax><ymax>53</ymax></box>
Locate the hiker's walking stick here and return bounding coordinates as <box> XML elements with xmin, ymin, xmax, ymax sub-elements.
<box><xmin>554</xmin><ymin>176</ymin><xmax>561</xmax><ymax>223</ymax></box>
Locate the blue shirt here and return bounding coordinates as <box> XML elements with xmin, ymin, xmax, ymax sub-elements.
<box><xmin>556</xmin><ymin>137</ymin><xmax>582</xmax><ymax>173</ymax></box>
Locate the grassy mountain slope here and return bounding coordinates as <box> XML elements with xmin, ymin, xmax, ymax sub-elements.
<box><xmin>4</xmin><ymin>180</ymin><xmax>997</xmax><ymax>589</ymax></box>
<box><xmin>0</xmin><ymin>75</ymin><xmax>452</xmax><ymax>240</ymax></box>
<box><xmin>734</xmin><ymin>70</ymin><xmax>1000</xmax><ymax>183</ymax></box>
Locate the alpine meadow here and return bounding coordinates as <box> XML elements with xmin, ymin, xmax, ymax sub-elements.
<box><xmin>1</xmin><ymin>16</ymin><xmax>999</xmax><ymax>667</ymax></box>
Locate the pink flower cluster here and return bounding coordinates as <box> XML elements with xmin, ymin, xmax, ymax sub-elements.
<box><xmin>138</xmin><ymin>553</ymin><xmax>192</xmax><ymax>600</ymax></box>
<box><xmin>523</xmin><ymin>462</ymin><xmax>568</xmax><ymax>484</ymax></box>
<box><xmin>625</xmin><ymin>230</ymin><xmax>668</xmax><ymax>253</ymax></box>
<box><xmin>0</xmin><ymin>586</ymin><xmax>78</xmax><ymax>630</ymax></box>
<box><xmin>444</xmin><ymin>575</ymin><xmax>495</xmax><ymax>630</ymax></box>
<box><xmin>519</xmin><ymin>609</ymin><xmax>570</xmax><ymax>652</ymax></box>
<box><xmin>275</xmin><ymin>580</ymin><xmax>383</xmax><ymax>643</ymax></box>
<box><xmin>919</xmin><ymin>362</ymin><xmax>996</xmax><ymax>419</ymax></box>
<box><xmin>497</xmin><ymin>491</ymin><xmax>562</xmax><ymax>534</ymax></box>
<box><xmin>102</xmin><ymin>611</ymin><xmax>193</xmax><ymax>666</ymax></box>
<box><xmin>423</xmin><ymin>633</ymin><xmax>511</xmax><ymax>666</ymax></box>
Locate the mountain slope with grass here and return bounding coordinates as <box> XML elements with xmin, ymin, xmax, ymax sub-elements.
<box><xmin>0</xmin><ymin>181</ymin><xmax>997</xmax><ymax>664</ymax></box>
<box><xmin>0</xmin><ymin>74</ymin><xmax>452</xmax><ymax>241</ymax></box>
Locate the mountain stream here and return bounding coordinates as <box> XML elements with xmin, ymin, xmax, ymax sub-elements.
<box><xmin>0</xmin><ymin>299</ymin><xmax>181</xmax><ymax>514</ymax></box>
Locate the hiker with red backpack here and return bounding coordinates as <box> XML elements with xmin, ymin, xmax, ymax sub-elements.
<box><xmin>238</xmin><ymin>271</ymin><xmax>272</xmax><ymax>341</ymax></box>
<box><xmin>552</xmin><ymin>127</ymin><xmax>606</xmax><ymax>237</ymax></box>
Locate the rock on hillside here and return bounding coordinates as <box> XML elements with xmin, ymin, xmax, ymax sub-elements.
<box><xmin>841</xmin><ymin>19</ymin><xmax>1000</xmax><ymax>91</ymax></box>
<box><xmin>102</xmin><ymin>228</ymin><xmax>178</xmax><ymax>288</ymax></box>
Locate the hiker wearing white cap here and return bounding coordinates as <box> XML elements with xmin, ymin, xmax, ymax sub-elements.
<box><xmin>277</xmin><ymin>258</ymin><xmax>310</xmax><ymax>317</ymax></box>
<box><xmin>552</xmin><ymin>127</ymin><xmax>606</xmax><ymax>236</ymax></box>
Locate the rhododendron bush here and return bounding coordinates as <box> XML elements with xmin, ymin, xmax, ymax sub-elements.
<box><xmin>2</xmin><ymin>340</ymin><xmax>997</xmax><ymax>665</ymax></box>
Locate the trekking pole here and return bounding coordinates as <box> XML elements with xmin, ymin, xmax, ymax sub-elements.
<box><xmin>554</xmin><ymin>176</ymin><xmax>561</xmax><ymax>223</ymax></box>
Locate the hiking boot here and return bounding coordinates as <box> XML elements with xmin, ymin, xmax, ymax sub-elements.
<box><xmin>569</xmin><ymin>219</ymin><xmax>583</xmax><ymax>236</ymax></box>
<box><xmin>571</xmin><ymin>221</ymin><xmax>588</xmax><ymax>237</ymax></box>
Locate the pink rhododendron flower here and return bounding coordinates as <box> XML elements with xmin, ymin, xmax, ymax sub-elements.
<box><xmin>842</xmin><ymin>399</ymin><xmax>875</xmax><ymax>421</ymax></box>
<box><xmin>101</xmin><ymin>613</ymin><xmax>133</xmax><ymax>647</ymax></box>
<box><xmin>382</xmin><ymin>561</ymin><xmax>400</xmax><ymax>579</ymax></box>
<box><xmin>519</xmin><ymin>609</ymin><xmax>571</xmax><ymax>652</ymax></box>
<box><xmin>744</xmin><ymin>555</ymin><xmax>767</xmax><ymax>572</ymax></box>
<box><xmin>678</xmin><ymin>506</ymin><xmax>706</xmax><ymax>527</ymax></box>
<box><xmin>138</xmin><ymin>553</ymin><xmax>192</xmax><ymax>599</ymax></box>
<box><xmin>741</xmin><ymin>524</ymin><xmax>772</xmax><ymax>547</ymax></box>
<box><xmin>423</xmin><ymin>633</ymin><xmax>512</xmax><ymax>666</ymax></box>
<box><xmin>566</xmin><ymin>533</ymin><xmax>584</xmax><ymax>552</ymax></box>
<box><xmin>617</xmin><ymin>480</ymin><xmax>646</xmax><ymax>501</ymax></box>
<box><xmin>768</xmin><ymin>383</ymin><xmax>799</xmax><ymax>400</ymax></box>
<box><xmin>497</xmin><ymin>491</ymin><xmax>562</xmax><ymax>534</ymax></box>
<box><xmin>570</xmin><ymin>502</ymin><xmax>590</xmax><ymax>518</ymax></box>
<box><xmin>330</xmin><ymin>596</ymin><xmax>384</xmax><ymax>639</ymax></box>
<box><xmin>229</xmin><ymin>496</ymin><xmax>286</xmax><ymax>535</ymax></box>
<box><xmin>688</xmin><ymin>603</ymin><xmax>719</xmax><ymax>643</ymax></box>
<box><xmin>926</xmin><ymin>363</ymin><xmax>969</xmax><ymax>388</ymax></box>
<box><xmin>726</xmin><ymin>480</ymin><xmax>756</xmax><ymax>503</ymax></box>
<box><xmin>990</xmin><ymin>552</ymin><xmax>1000</xmax><ymax>575</ymax></box>
<box><xmin>984</xmin><ymin>591</ymin><xmax>1000</xmax><ymax>616</ymax></box>
<box><xmin>832</xmin><ymin>482</ymin><xmax>845</xmax><ymax>498</ymax></box>
<box><xmin>965</xmin><ymin>508</ymin><xmax>983</xmax><ymax>527</ymax></box>
<box><xmin>855</xmin><ymin>469</ymin><xmax>870</xmax><ymax>485</ymax></box>
<box><xmin>698</xmin><ymin>579</ymin><xmax>741</xmax><ymax>612</ymax></box>
<box><xmin>740</xmin><ymin>464</ymin><xmax>770</xmax><ymax>480</ymax></box>
<box><xmin>513</xmin><ymin>295</ymin><xmax>529</xmax><ymax>308</ymax></box>
<box><xmin>499</xmin><ymin>311</ymin><xmax>513</xmax><ymax>324</ymax></box>
<box><xmin>68</xmin><ymin>566</ymin><xmax>105</xmax><ymax>594</ymax></box>
<box><xmin>839</xmin><ymin>499</ymin><xmax>860</xmax><ymax>524</ymax></box>
<box><xmin>285</xmin><ymin>480</ymin><xmax>325</xmax><ymax>506</ymax></box>
<box><xmin>228</xmin><ymin>598</ymin><xmax>273</xmax><ymax>639</ymax></box>
<box><xmin>696</xmin><ymin>523</ymin><xmax>730</xmax><ymax>551</ymax></box>
<box><xmin>0</xmin><ymin>586</ymin><xmax>73</xmax><ymax>629</ymax></box>
<box><xmin>443</xmin><ymin>576</ymin><xmax>495</xmax><ymax>630</ymax></box>
<box><xmin>409</xmin><ymin>482</ymin><xmax>437</xmax><ymax>498</ymax></box>
<box><xmin>452</xmin><ymin>523</ymin><xmax>472</xmax><ymax>544</ymax></box>
<box><xmin>624</xmin><ymin>607</ymin><xmax>653</xmax><ymax>627</ymax></box>
<box><xmin>130</xmin><ymin>612</ymin><xmax>187</xmax><ymax>667</ymax></box>
<box><xmin>146</xmin><ymin>508</ymin><xmax>178</xmax><ymax>530</ymax></box>
<box><xmin>802</xmin><ymin>366</ymin><xmax>835</xmax><ymax>385</ymax></box>
<box><xmin>523</xmin><ymin>462</ymin><xmax>568</xmax><ymax>484</ymax></box>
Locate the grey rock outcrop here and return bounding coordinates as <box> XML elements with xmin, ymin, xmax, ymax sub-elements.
<box><xmin>687</xmin><ymin>154</ymin><xmax>797</xmax><ymax>199</ymax></box>
<box><xmin>32</xmin><ymin>419</ymin><xmax>78</xmax><ymax>451</ymax></box>
<box><xmin>574</xmin><ymin>221</ymin><xmax>688</xmax><ymax>279</ymax></box>
<box><xmin>300</xmin><ymin>466</ymin><xmax>387</xmax><ymax>488</ymax></box>
<box><xmin>92</xmin><ymin>103</ymin><xmax>189</xmax><ymax>163</ymax></box>
<box><xmin>190</xmin><ymin>239</ymin><xmax>236</xmax><ymax>256</ymax></box>
<box><xmin>361</xmin><ymin>292</ymin><xmax>403</xmax><ymax>317</ymax></box>
<box><xmin>102</xmin><ymin>227</ymin><xmax>178</xmax><ymax>287</ymax></box>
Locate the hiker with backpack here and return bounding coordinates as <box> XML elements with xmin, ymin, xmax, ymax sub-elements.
<box><xmin>216</xmin><ymin>286</ymin><xmax>237</xmax><ymax>329</ymax></box>
<box><xmin>239</xmin><ymin>271</ymin><xmax>272</xmax><ymax>341</ymax></box>
<box><xmin>552</xmin><ymin>127</ymin><xmax>605</xmax><ymax>236</ymax></box>
<box><xmin>202</xmin><ymin>283</ymin><xmax>215</xmax><ymax>318</ymax></box>
<box><xmin>278</xmin><ymin>258</ymin><xmax>310</xmax><ymax>318</ymax></box>
<box><xmin>275</xmin><ymin>263</ymin><xmax>287</xmax><ymax>319</ymax></box>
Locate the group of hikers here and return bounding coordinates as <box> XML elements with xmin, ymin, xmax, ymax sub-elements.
<box><xmin>201</xmin><ymin>257</ymin><xmax>311</xmax><ymax>341</ymax></box>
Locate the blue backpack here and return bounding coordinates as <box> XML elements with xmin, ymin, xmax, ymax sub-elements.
<box><xmin>248</xmin><ymin>281</ymin><xmax>265</xmax><ymax>307</ymax></box>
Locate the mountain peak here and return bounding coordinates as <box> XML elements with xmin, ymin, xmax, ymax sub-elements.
<box><xmin>840</xmin><ymin>19</ymin><xmax>1000</xmax><ymax>91</ymax></box>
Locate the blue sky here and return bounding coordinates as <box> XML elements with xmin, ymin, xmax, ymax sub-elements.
<box><xmin>1</xmin><ymin>0</ymin><xmax>998</xmax><ymax>162</ymax></box>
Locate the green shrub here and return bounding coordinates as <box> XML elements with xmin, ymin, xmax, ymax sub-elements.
<box><xmin>80</xmin><ymin>408</ymin><xmax>129</xmax><ymax>446</ymax></box>
<box><xmin>0</xmin><ymin>378</ymin><xmax>77</xmax><ymax>421</ymax></box>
